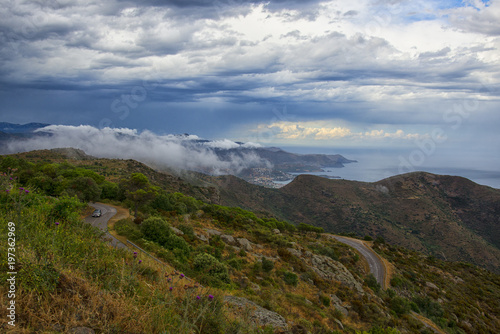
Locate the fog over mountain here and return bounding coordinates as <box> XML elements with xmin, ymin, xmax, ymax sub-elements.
<box><xmin>1</xmin><ymin>124</ymin><xmax>271</xmax><ymax>174</ymax></box>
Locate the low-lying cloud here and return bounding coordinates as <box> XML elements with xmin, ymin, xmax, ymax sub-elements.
<box><xmin>4</xmin><ymin>125</ymin><xmax>270</xmax><ymax>175</ymax></box>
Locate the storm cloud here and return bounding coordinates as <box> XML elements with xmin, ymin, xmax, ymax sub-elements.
<box><xmin>0</xmin><ymin>0</ymin><xmax>499</xmax><ymax>154</ymax></box>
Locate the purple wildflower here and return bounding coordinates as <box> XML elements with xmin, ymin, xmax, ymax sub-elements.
<box><xmin>133</xmin><ymin>252</ymin><xmax>137</xmax><ymax>258</ymax></box>
<box><xmin>167</xmin><ymin>278</ymin><xmax>172</xmax><ymax>282</ymax></box>
<box><xmin>55</xmin><ymin>222</ymin><xmax>59</xmax><ymax>226</ymax></box>
<box><xmin>169</xmin><ymin>287</ymin><xmax>173</xmax><ymax>291</ymax></box>
<box><xmin>180</xmin><ymin>274</ymin><xmax>185</xmax><ymax>278</ymax></box>
<box><xmin>208</xmin><ymin>295</ymin><xmax>214</xmax><ymax>300</ymax></box>
<box><xmin>196</xmin><ymin>296</ymin><xmax>201</xmax><ymax>300</ymax></box>
<box><xmin>6</xmin><ymin>189</ymin><xmax>9</xmax><ymax>193</ymax></box>
<box><xmin>19</xmin><ymin>187</ymin><xmax>24</xmax><ymax>191</ymax></box>
<box><xmin>138</xmin><ymin>260</ymin><xmax>142</xmax><ymax>264</ymax></box>
<box><xmin>25</xmin><ymin>190</ymin><xmax>29</xmax><ymax>194</ymax></box>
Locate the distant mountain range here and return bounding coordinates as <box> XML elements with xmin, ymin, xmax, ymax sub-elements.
<box><xmin>0</xmin><ymin>122</ymin><xmax>356</xmax><ymax>175</ymax></box>
<box><xmin>0</xmin><ymin>122</ymin><xmax>51</xmax><ymax>134</ymax></box>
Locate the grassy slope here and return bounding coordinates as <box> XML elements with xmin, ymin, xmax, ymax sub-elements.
<box><xmin>214</xmin><ymin>173</ymin><xmax>500</xmax><ymax>274</ymax></box>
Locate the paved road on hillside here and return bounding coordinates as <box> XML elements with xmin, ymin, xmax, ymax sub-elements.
<box><xmin>84</xmin><ymin>203</ymin><xmax>129</xmax><ymax>250</ymax></box>
<box><xmin>330</xmin><ymin>235</ymin><xmax>386</xmax><ymax>288</ymax></box>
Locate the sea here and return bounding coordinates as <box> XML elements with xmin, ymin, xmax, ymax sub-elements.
<box><xmin>276</xmin><ymin>146</ymin><xmax>500</xmax><ymax>189</ymax></box>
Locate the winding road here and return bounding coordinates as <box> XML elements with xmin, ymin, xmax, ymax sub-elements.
<box><xmin>84</xmin><ymin>203</ymin><xmax>129</xmax><ymax>250</ymax></box>
<box><xmin>330</xmin><ymin>235</ymin><xmax>387</xmax><ymax>289</ymax></box>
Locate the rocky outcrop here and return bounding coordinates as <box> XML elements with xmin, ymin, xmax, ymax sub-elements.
<box><xmin>224</xmin><ymin>296</ymin><xmax>287</xmax><ymax>329</ymax></box>
<box><xmin>330</xmin><ymin>294</ymin><xmax>349</xmax><ymax>317</ymax></box>
<box><xmin>237</xmin><ymin>238</ymin><xmax>253</xmax><ymax>251</ymax></box>
<box><xmin>171</xmin><ymin>227</ymin><xmax>184</xmax><ymax>236</ymax></box>
<box><xmin>306</xmin><ymin>254</ymin><xmax>364</xmax><ymax>294</ymax></box>
<box><xmin>221</xmin><ymin>234</ymin><xmax>236</xmax><ymax>245</ymax></box>
<box><xmin>205</xmin><ymin>228</ymin><xmax>221</xmax><ymax>236</ymax></box>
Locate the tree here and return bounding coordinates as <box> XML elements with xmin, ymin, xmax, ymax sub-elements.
<box><xmin>120</xmin><ymin>173</ymin><xmax>158</xmax><ymax>217</ymax></box>
<box><xmin>67</xmin><ymin>176</ymin><xmax>101</xmax><ymax>202</ymax></box>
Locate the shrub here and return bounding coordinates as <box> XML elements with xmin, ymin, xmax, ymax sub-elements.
<box><xmin>261</xmin><ymin>257</ymin><xmax>274</xmax><ymax>273</ymax></box>
<box><xmin>390</xmin><ymin>296</ymin><xmax>411</xmax><ymax>316</ymax></box>
<box><xmin>193</xmin><ymin>253</ymin><xmax>230</xmax><ymax>284</ymax></box>
<box><xmin>365</xmin><ymin>274</ymin><xmax>381</xmax><ymax>293</ymax></box>
<box><xmin>140</xmin><ymin>217</ymin><xmax>190</xmax><ymax>257</ymax></box>
<box><xmin>115</xmin><ymin>218</ymin><xmax>143</xmax><ymax>241</ymax></box>
<box><xmin>140</xmin><ymin>216</ymin><xmax>172</xmax><ymax>245</ymax></box>
<box><xmin>283</xmin><ymin>271</ymin><xmax>298</xmax><ymax>286</ymax></box>
<box><xmin>319</xmin><ymin>294</ymin><xmax>331</xmax><ymax>307</ymax></box>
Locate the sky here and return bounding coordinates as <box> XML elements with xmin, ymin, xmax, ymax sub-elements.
<box><xmin>0</xmin><ymin>0</ymin><xmax>499</xmax><ymax>173</ymax></box>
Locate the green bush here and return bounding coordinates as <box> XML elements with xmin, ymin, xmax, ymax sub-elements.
<box><xmin>140</xmin><ymin>217</ymin><xmax>190</xmax><ymax>257</ymax></box>
<box><xmin>389</xmin><ymin>296</ymin><xmax>411</xmax><ymax>316</ymax></box>
<box><xmin>319</xmin><ymin>294</ymin><xmax>330</xmax><ymax>307</ymax></box>
<box><xmin>283</xmin><ymin>271</ymin><xmax>298</xmax><ymax>286</ymax></box>
<box><xmin>115</xmin><ymin>218</ymin><xmax>143</xmax><ymax>241</ymax></box>
<box><xmin>412</xmin><ymin>296</ymin><xmax>444</xmax><ymax>318</ymax></box>
<box><xmin>365</xmin><ymin>274</ymin><xmax>381</xmax><ymax>293</ymax></box>
<box><xmin>140</xmin><ymin>216</ymin><xmax>172</xmax><ymax>245</ymax></box>
<box><xmin>261</xmin><ymin>257</ymin><xmax>274</xmax><ymax>273</ymax></box>
<box><xmin>193</xmin><ymin>253</ymin><xmax>230</xmax><ymax>284</ymax></box>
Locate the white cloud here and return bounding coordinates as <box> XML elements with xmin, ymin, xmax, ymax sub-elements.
<box><xmin>255</xmin><ymin>121</ymin><xmax>426</xmax><ymax>142</ymax></box>
<box><xmin>7</xmin><ymin>125</ymin><xmax>266</xmax><ymax>174</ymax></box>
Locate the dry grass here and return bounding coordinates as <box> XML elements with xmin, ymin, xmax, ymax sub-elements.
<box><xmin>1</xmin><ymin>269</ymin><xmax>148</xmax><ymax>333</ymax></box>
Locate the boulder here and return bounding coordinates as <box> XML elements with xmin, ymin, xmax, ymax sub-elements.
<box><xmin>307</xmin><ymin>254</ymin><xmax>364</xmax><ymax>294</ymax></box>
<box><xmin>196</xmin><ymin>233</ymin><xmax>208</xmax><ymax>242</ymax></box>
<box><xmin>330</xmin><ymin>294</ymin><xmax>349</xmax><ymax>317</ymax></box>
<box><xmin>272</xmin><ymin>229</ymin><xmax>281</xmax><ymax>234</ymax></box>
<box><xmin>426</xmin><ymin>281</ymin><xmax>439</xmax><ymax>290</ymax></box>
<box><xmin>205</xmin><ymin>228</ymin><xmax>221</xmax><ymax>236</ymax></box>
<box><xmin>171</xmin><ymin>227</ymin><xmax>184</xmax><ymax>236</ymax></box>
<box><xmin>224</xmin><ymin>296</ymin><xmax>288</xmax><ymax>329</ymax></box>
<box><xmin>237</xmin><ymin>238</ymin><xmax>253</xmax><ymax>251</ymax></box>
<box><xmin>286</xmin><ymin>248</ymin><xmax>302</xmax><ymax>258</ymax></box>
<box><xmin>221</xmin><ymin>234</ymin><xmax>236</xmax><ymax>245</ymax></box>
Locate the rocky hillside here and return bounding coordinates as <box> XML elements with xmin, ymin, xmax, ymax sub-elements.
<box><xmin>7</xmin><ymin>149</ymin><xmax>500</xmax><ymax>274</ymax></box>
<box><xmin>213</xmin><ymin>172</ymin><xmax>500</xmax><ymax>274</ymax></box>
<box><xmin>1</xmin><ymin>152</ymin><xmax>499</xmax><ymax>333</ymax></box>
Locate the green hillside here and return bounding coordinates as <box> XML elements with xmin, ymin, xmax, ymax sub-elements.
<box><xmin>1</xmin><ymin>152</ymin><xmax>499</xmax><ymax>333</ymax></box>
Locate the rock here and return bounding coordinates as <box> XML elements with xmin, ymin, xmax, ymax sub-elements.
<box><xmin>70</xmin><ymin>327</ymin><xmax>95</xmax><ymax>334</ymax></box>
<box><xmin>221</xmin><ymin>234</ymin><xmax>236</xmax><ymax>245</ymax></box>
<box><xmin>330</xmin><ymin>294</ymin><xmax>349</xmax><ymax>317</ymax></box>
<box><xmin>196</xmin><ymin>233</ymin><xmax>208</xmax><ymax>242</ymax></box>
<box><xmin>237</xmin><ymin>238</ymin><xmax>253</xmax><ymax>251</ymax></box>
<box><xmin>205</xmin><ymin>228</ymin><xmax>221</xmax><ymax>236</ymax></box>
<box><xmin>333</xmin><ymin>319</ymin><xmax>344</xmax><ymax>330</ymax></box>
<box><xmin>307</xmin><ymin>254</ymin><xmax>364</xmax><ymax>294</ymax></box>
<box><xmin>334</xmin><ymin>304</ymin><xmax>349</xmax><ymax>317</ymax></box>
<box><xmin>425</xmin><ymin>281</ymin><xmax>439</xmax><ymax>290</ymax></box>
<box><xmin>250</xmin><ymin>282</ymin><xmax>261</xmax><ymax>292</ymax></box>
<box><xmin>171</xmin><ymin>227</ymin><xmax>184</xmax><ymax>236</ymax></box>
<box><xmin>272</xmin><ymin>229</ymin><xmax>281</xmax><ymax>234</ymax></box>
<box><xmin>304</xmin><ymin>250</ymin><xmax>313</xmax><ymax>257</ymax></box>
<box><xmin>232</xmin><ymin>246</ymin><xmax>241</xmax><ymax>253</ymax></box>
<box><xmin>224</xmin><ymin>296</ymin><xmax>288</xmax><ymax>329</ymax></box>
<box><xmin>286</xmin><ymin>248</ymin><xmax>302</xmax><ymax>257</ymax></box>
